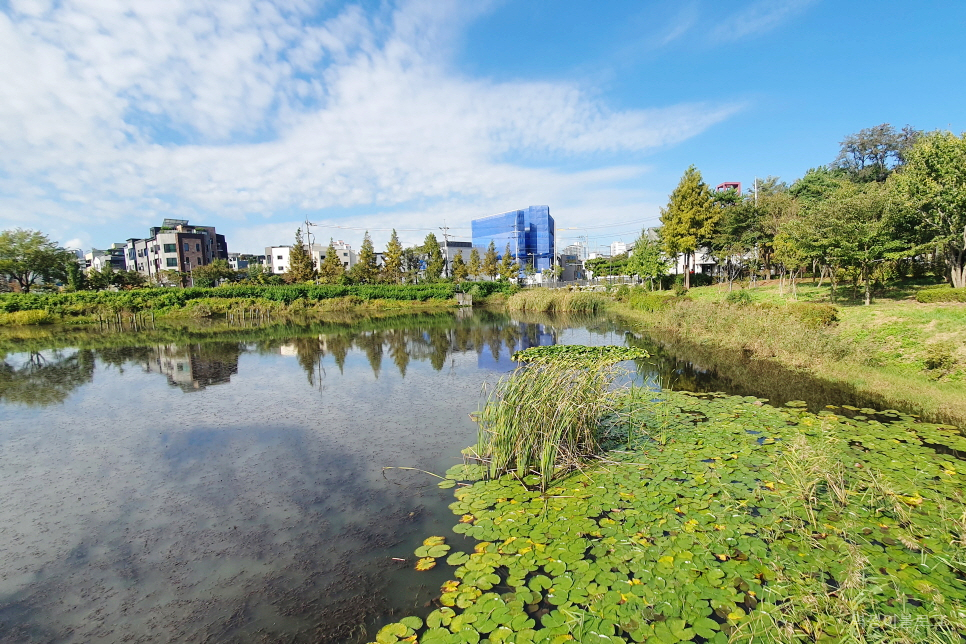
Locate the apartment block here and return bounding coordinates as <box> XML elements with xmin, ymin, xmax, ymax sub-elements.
<box><xmin>124</xmin><ymin>219</ymin><xmax>228</xmax><ymax>282</ymax></box>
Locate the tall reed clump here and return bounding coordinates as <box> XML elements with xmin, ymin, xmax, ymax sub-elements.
<box><xmin>472</xmin><ymin>357</ymin><xmax>619</xmax><ymax>490</ymax></box>
<box><xmin>506</xmin><ymin>289</ymin><xmax>608</xmax><ymax>313</ymax></box>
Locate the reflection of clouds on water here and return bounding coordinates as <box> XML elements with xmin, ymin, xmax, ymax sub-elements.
<box><xmin>0</xmin><ymin>311</ymin><xmax>641</xmax><ymax>643</ymax></box>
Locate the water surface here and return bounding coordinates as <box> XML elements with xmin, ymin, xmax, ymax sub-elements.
<box><xmin>0</xmin><ymin>309</ymin><xmax>928</xmax><ymax>642</ymax></box>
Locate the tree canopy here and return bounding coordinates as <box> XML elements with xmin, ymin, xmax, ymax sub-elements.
<box><xmin>0</xmin><ymin>229</ymin><xmax>74</xmax><ymax>293</ymax></box>
<box><xmin>892</xmin><ymin>130</ymin><xmax>966</xmax><ymax>288</ymax></box>
<box><xmin>660</xmin><ymin>166</ymin><xmax>718</xmax><ymax>289</ymax></box>
<box><xmin>286</xmin><ymin>228</ymin><xmax>316</xmax><ymax>283</ymax></box>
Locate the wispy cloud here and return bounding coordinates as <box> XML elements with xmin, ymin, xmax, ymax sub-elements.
<box><xmin>710</xmin><ymin>0</ymin><xmax>818</xmax><ymax>42</ymax></box>
<box><xmin>0</xmin><ymin>0</ymin><xmax>742</xmax><ymax>251</ymax></box>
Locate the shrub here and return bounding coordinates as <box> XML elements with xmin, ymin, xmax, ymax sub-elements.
<box><xmin>788</xmin><ymin>302</ymin><xmax>839</xmax><ymax>327</ymax></box>
<box><xmin>923</xmin><ymin>342</ymin><xmax>956</xmax><ymax>371</ymax></box>
<box><xmin>0</xmin><ymin>309</ymin><xmax>55</xmax><ymax>325</ymax></box>
<box><xmin>725</xmin><ymin>289</ymin><xmax>753</xmax><ymax>306</ymax></box>
<box><xmin>915</xmin><ymin>286</ymin><xmax>966</xmax><ymax>303</ymax></box>
<box><xmin>627</xmin><ymin>291</ymin><xmax>673</xmax><ymax>313</ymax></box>
<box><xmin>615</xmin><ymin>284</ymin><xmax>631</xmax><ymax>302</ymax></box>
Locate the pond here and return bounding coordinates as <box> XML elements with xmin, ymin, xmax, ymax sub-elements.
<box><xmin>0</xmin><ymin>309</ymin><xmax>932</xmax><ymax>643</ymax></box>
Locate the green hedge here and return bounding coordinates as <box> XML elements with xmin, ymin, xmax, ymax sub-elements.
<box><xmin>915</xmin><ymin>286</ymin><xmax>966</xmax><ymax>303</ymax></box>
<box><xmin>0</xmin><ymin>283</ymin><xmax>461</xmax><ymax>313</ymax></box>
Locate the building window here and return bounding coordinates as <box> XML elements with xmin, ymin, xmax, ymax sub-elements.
<box><xmin>166</xmin><ymin>258</ymin><xmax>177</xmax><ymax>267</ymax></box>
<box><xmin>196</xmin><ymin>243</ymin><xmax>201</xmax><ymax>252</ymax></box>
<box><xmin>163</xmin><ymin>243</ymin><xmax>177</xmax><ymax>253</ymax></box>
<box><xmin>184</xmin><ymin>242</ymin><xmax>190</xmax><ymax>252</ymax></box>
<box><xmin>277</xmin><ymin>255</ymin><xmax>283</xmax><ymax>260</ymax></box>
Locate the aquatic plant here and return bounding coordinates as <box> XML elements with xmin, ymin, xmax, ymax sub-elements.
<box><xmin>374</xmin><ymin>387</ymin><xmax>966</xmax><ymax>643</ymax></box>
<box><xmin>506</xmin><ymin>289</ymin><xmax>609</xmax><ymax>313</ymax></box>
<box><xmin>472</xmin><ymin>356</ymin><xmax>621</xmax><ymax>490</ymax></box>
<box><xmin>512</xmin><ymin>345</ymin><xmax>649</xmax><ymax>365</ymax></box>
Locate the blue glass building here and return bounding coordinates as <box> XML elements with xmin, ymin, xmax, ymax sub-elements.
<box><xmin>471</xmin><ymin>205</ymin><xmax>555</xmax><ymax>274</ymax></box>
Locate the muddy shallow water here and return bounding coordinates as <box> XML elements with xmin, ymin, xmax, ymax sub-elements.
<box><xmin>0</xmin><ymin>310</ymin><xmax>917</xmax><ymax>643</ymax></box>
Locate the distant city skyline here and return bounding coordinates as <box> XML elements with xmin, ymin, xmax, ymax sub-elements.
<box><xmin>2</xmin><ymin>1</ymin><xmax>964</xmax><ymax>254</ymax></box>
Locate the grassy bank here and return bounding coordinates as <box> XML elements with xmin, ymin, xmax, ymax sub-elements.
<box><xmin>610</xmin><ymin>282</ymin><xmax>966</xmax><ymax>426</ymax></box>
<box><xmin>0</xmin><ymin>282</ymin><xmax>517</xmax><ymax>326</ymax></box>
<box><xmin>372</xmin><ymin>359</ymin><xmax>966</xmax><ymax>643</ymax></box>
<box><xmin>506</xmin><ymin>289</ymin><xmax>609</xmax><ymax>313</ymax></box>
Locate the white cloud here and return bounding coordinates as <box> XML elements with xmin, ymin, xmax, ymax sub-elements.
<box><xmin>710</xmin><ymin>0</ymin><xmax>818</xmax><ymax>42</ymax></box>
<box><xmin>0</xmin><ymin>0</ymin><xmax>742</xmax><ymax>252</ymax></box>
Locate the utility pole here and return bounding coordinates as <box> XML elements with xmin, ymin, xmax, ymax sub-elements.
<box><xmin>304</xmin><ymin>216</ymin><xmax>319</xmax><ymax>273</ymax></box>
<box><xmin>439</xmin><ymin>221</ymin><xmax>451</xmax><ymax>278</ymax></box>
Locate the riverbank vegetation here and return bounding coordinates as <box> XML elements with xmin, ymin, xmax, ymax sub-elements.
<box><xmin>373</xmin><ymin>352</ymin><xmax>966</xmax><ymax>644</ymax></box>
<box><xmin>0</xmin><ymin>282</ymin><xmax>517</xmax><ymax>326</ymax></box>
<box><xmin>610</xmin><ymin>280</ymin><xmax>966</xmax><ymax>425</ymax></box>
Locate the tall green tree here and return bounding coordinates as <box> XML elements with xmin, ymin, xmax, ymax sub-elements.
<box><xmin>0</xmin><ymin>229</ymin><xmax>73</xmax><ymax>293</ymax></box>
<box><xmin>65</xmin><ymin>261</ymin><xmax>87</xmax><ymax>291</ymax></box>
<box><xmin>451</xmin><ymin>253</ymin><xmax>469</xmax><ymax>282</ymax></box>
<box><xmin>286</xmin><ymin>228</ymin><xmax>316</xmax><ymax>283</ymax></box>
<box><xmin>382</xmin><ymin>229</ymin><xmax>403</xmax><ymax>283</ymax></box>
<box><xmin>799</xmin><ymin>181</ymin><xmax>907</xmax><ymax>304</ymax></box>
<box><xmin>834</xmin><ymin>123</ymin><xmax>920</xmax><ymax>183</ymax></box>
<box><xmin>192</xmin><ymin>259</ymin><xmax>235</xmax><ymax>287</ymax></box>
<box><xmin>318</xmin><ymin>238</ymin><xmax>346</xmax><ymax>283</ymax></box>
<box><xmin>482</xmin><ymin>241</ymin><xmax>499</xmax><ymax>280</ymax></box>
<box><xmin>423</xmin><ymin>233</ymin><xmax>444</xmax><ymax>281</ymax></box>
<box><xmin>659</xmin><ymin>166</ymin><xmax>718</xmax><ymax>289</ymax></box>
<box><xmin>892</xmin><ymin>130</ymin><xmax>966</xmax><ymax>288</ymax></box>
<box><xmin>351</xmin><ymin>232</ymin><xmax>378</xmax><ymax>284</ymax></box>
<box><xmin>467</xmin><ymin>247</ymin><xmax>482</xmax><ymax>279</ymax></box>
<box><xmin>628</xmin><ymin>235</ymin><xmax>669</xmax><ymax>290</ymax></box>
<box><xmin>498</xmin><ymin>243</ymin><xmax>520</xmax><ymax>281</ymax></box>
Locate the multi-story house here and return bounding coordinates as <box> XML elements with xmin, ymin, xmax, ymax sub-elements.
<box><xmin>124</xmin><ymin>219</ymin><xmax>228</xmax><ymax>282</ymax></box>
<box><xmin>265</xmin><ymin>241</ymin><xmax>356</xmax><ymax>275</ymax></box>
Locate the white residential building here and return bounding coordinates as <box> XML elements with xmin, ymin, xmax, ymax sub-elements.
<box><xmin>265</xmin><ymin>241</ymin><xmax>356</xmax><ymax>275</ymax></box>
<box><xmin>610</xmin><ymin>241</ymin><xmax>628</xmax><ymax>257</ymax></box>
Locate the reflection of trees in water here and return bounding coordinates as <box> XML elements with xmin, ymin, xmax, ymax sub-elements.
<box><xmin>0</xmin><ymin>350</ymin><xmax>95</xmax><ymax>406</ymax></box>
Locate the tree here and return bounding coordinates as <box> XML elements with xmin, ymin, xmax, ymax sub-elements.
<box><xmin>0</xmin><ymin>229</ymin><xmax>73</xmax><ymax>293</ymax></box>
<box><xmin>628</xmin><ymin>235</ymin><xmax>669</xmax><ymax>290</ymax></box>
<box><xmin>401</xmin><ymin>247</ymin><xmax>422</xmax><ymax>283</ymax></box>
<box><xmin>659</xmin><ymin>166</ymin><xmax>718</xmax><ymax>289</ymax></box>
<box><xmin>65</xmin><ymin>261</ymin><xmax>87</xmax><ymax>291</ymax></box>
<box><xmin>451</xmin><ymin>253</ymin><xmax>469</xmax><ymax>282</ymax></box>
<box><xmin>350</xmin><ymin>232</ymin><xmax>378</xmax><ymax>284</ymax></box>
<box><xmin>192</xmin><ymin>259</ymin><xmax>234</xmax><ymax>288</ymax></box>
<box><xmin>892</xmin><ymin>130</ymin><xmax>966</xmax><ymax>288</ymax></box>
<box><xmin>467</xmin><ymin>247</ymin><xmax>482</xmax><ymax>280</ymax></box>
<box><xmin>87</xmin><ymin>264</ymin><xmax>116</xmax><ymax>291</ymax></box>
<box><xmin>382</xmin><ymin>229</ymin><xmax>403</xmax><ymax>283</ymax></box>
<box><xmin>482</xmin><ymin>241</ymin><xmax>499</xmax><ymax>280</ymax></box>
<box><xmin>114</xmin><ymin>269</ymin><xmax>147</xmax><ymax>289</ymax></box>
<box><xmin>319</xmin><ymin>239</ymin><xmax>346</xmax><ymax>284</ymax></box>
<box><xmin>833</xmin><ymin>123</ymin><xmax>919</xmax><ymax>183</ymax></box>
<box><xmin>798</xmin><ymin>181</ymin><xmax>907</xmax><ymax>303</ymax></box>
<box><xmin>286</xmin><ymin>228</ymin><xmax>316</xmax><ymax>283</ymax></box>
<box><xmin>498</xmin><ymin>243</ymin><xmax>520</xmax><ymax>281</ymax></box>
<box><xmin>423</xmin><ymin>233</ymin><xmax>444</xmax><ymax>281</ymax></box>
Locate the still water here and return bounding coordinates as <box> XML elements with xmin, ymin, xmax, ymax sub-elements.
<box><xmin>0</xmin><ymin>309</ymin><xmax>902</xmax><ymax>643</ymax></box>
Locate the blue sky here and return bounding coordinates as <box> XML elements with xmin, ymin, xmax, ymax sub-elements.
<box><xmin>1</xmin><ymin>0</ymin><xmax>964</xmax><ymax>254</ymax></box>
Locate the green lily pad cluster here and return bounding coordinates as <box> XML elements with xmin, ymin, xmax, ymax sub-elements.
<box><xmin>415</xmin><ymin>536</ymin><xmax>453</xmax><ymax>571</ymax></box>
<box><xmin>512</xmin><ymin>345</ymin><xmax>650</xmax><ymax>365</ymax></box>
<box><xmin>372</xmin><ymin>388</ymin><xmax>966</xmax><ymax>643</ymax></box>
